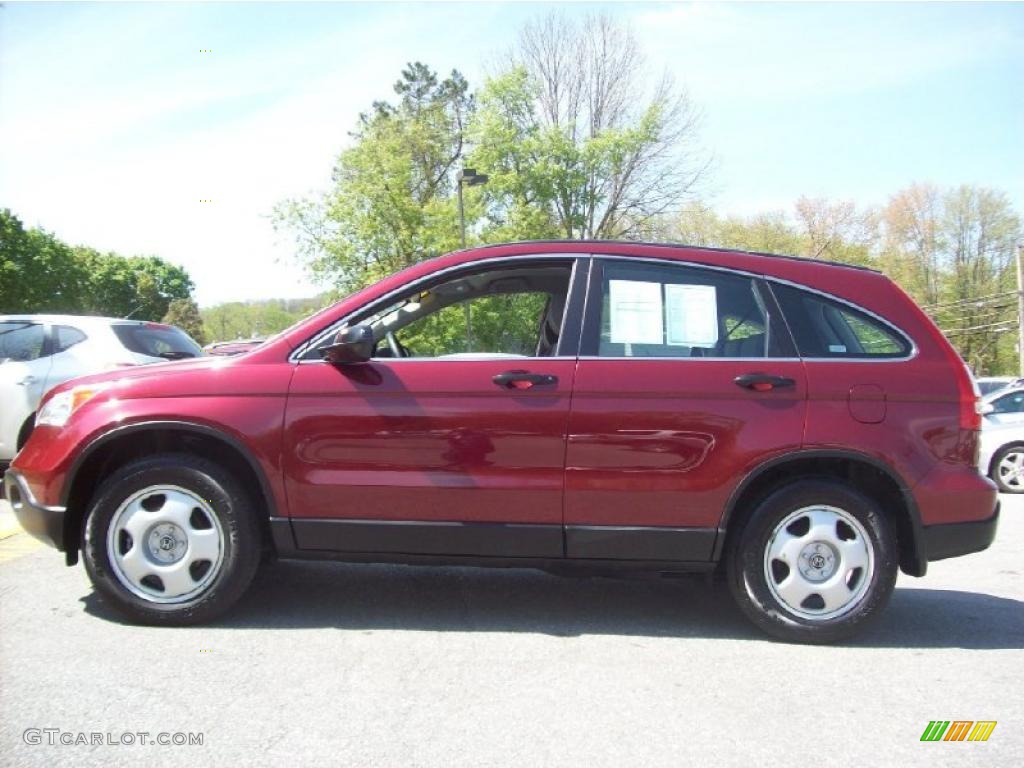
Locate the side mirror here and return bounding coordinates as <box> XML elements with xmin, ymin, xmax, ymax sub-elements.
<box><xmin>321</xmin><ymin>325</ymin><xmax>374</xmax><ymax>364</ymax></box>
<box><xmin>979</xmin><ymin>402</ymin><xmax>995</xmax><ymax>416</ymax></box>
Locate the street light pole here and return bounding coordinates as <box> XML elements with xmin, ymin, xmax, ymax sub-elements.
<box><xmin>456</xmin><ymin>168</ymin><xmax>488</xmax><ymax>351</ymax></box>
<box><xmin>1017</xmin><ymin>241</ymin><xmax>1024</xmax><ymax>376</ymax></box>
<box><xmin>457</xmin><ymin>179</ymin><xmax>466</xmax><ymax>249</ymax></box>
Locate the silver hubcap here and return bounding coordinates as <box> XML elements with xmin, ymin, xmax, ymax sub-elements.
<box><xmin>997</xmin><ymin>450</ymin><xmax>1024</xmax><ymax>489</ymax></box>
<box><xmin>106</xmin><ymin>486</ymin><xmax>225</xmax><ymax>604</ymax></box>
<box><xmin>763</xmin><ymin>505</ymin><xmax>874</xmax><ymax>621</ymax></box>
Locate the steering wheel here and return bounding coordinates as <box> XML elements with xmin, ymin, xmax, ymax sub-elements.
<box><xmin>385</xmin><ymin>330</ymin><xmax>407</xmax><ymax>358</ymax></box>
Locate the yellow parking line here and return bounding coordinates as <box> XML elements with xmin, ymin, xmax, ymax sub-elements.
<box><xmin>0</xmin><ymin>532</ymin><xmax>43</xmax><ymax>563</ymax></box>
<box><xmin>0</xmin><ymin>519</ymin><xmax>24</xmax><ymax>540</ymax></box>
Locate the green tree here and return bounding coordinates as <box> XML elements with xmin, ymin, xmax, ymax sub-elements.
<box><xmin>201</xmin><ymin>297</ymin><xmax>327</xmax><ymax>343</ymax></box>
<box><xmin>162</xmin><ymin>297</ymin><xmax>207</xmax><ymax>345</ymax></box>
<box><xmin>0</xmin><ymin>209</ymin><xmax>88</xmax><ymax>313</ymax></box>
<box><xmin>74</xmin><ymin>248</ymin><xmax>194</xmax><ymax>320</ymax></box>
<box><xmin>274</xmin><ymin>62</ymin><xmax>473</xmax><ymax>292</ymax></box>
<box><xmin>470</xmin><ymin>13</ymin><xmax>707</xmax><ymax>240</ymax></box>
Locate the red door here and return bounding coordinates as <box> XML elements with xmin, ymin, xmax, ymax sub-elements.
<box><xmin>564</xmin><ymin>257</ymin><xmax>807</xmax><ymax>561</ymax></box>
<box><xmin>284</xmin><ymin>358</ymin><xmax>576</xmax><ymax>557</ymax></box>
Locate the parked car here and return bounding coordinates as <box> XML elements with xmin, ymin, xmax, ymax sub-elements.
<box><xmin>979</xmin><ymin>419</ymin><xmax>1024</xmax><ymax>493</ymax></box>
<box><xmin>203</xmin><ymin>339</ymin><xmax>265</xmax><ymax>356</ymax></box>
<box><xmin>0</xmin><ymin>315</ymin><xmax>202</xmax><ymax>463</ymax></box>
<box><xmin>980</xmin><ymin>384</ymin><xmax>1024</xmax><ymax>426</ymax></box>
<box><xmin>4</xmin><ymin>242</ymin><xmax>999</xmax><ymax>643</ymax></box>
<box><xmin>975</xmin><ymin>376</ymin><xmax>1015</xmax><ymax>396</ymax></box>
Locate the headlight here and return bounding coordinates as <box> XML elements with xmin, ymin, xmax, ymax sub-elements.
<box><xmin>36</xmin><ymin>386</ymin><xmax>104</xmax><ymax>427</ymax></box>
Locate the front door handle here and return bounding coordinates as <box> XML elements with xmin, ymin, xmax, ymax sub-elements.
<box><xmin>734</xmin><ymin>373</ymin><xmax>796</xmax><ymax>392</ymax></box>
<box><xmin>492</xmin><ymin>370</ymin><xmax>558</xmax><ymax>390</ymax></box>
<box><xmin>16</xmin><ymin>375</ymin><xmax>37</xmax><ymax>386</ymax></box>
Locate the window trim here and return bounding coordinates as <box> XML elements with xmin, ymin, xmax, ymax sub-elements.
<box><xmin>765</xmin><ymin>281</ymin><xmax>916</xmax><ymax>362</ymax></box>
<box><xmin>578</xmin><ymin>254</ymin><xmax>917</xmax><ymax>363</ymax></box>
<box><xmin>290</xmin><ymin>254</ymin><xmax>588</xmax><ymax>364</ymax></box>
<box><xmin>289</xmin><ymin>252</ymin><xmax>919</xmax><ymax>365</ymax></box>
<box><xmin>579</xmin><ymin>257</ymin><xmax>795</xmax><ymax>360</ymax></box>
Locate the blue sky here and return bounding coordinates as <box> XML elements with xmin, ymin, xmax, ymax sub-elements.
<box><xmin>1</xmin><ymin>1</ymin><xmax>1022</xmax><ymax>306</ymax></box>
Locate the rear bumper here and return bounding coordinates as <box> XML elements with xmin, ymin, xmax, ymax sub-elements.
<box><xmin>3</xmin><ymin>469</ymin><xmax>66</xmax><ymax>551</ymax></box>
<box><xmin>921</xmin><ymin>502</ymin><xmax>999</xmax><ymax>562</ymax></box>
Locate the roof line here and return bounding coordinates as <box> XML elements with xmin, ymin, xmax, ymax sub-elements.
<box><xmin>456</xmin><ymin>239</ymin><xmax>882</xmax><ymax>274</ymax></box>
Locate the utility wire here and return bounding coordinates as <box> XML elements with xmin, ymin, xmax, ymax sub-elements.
<box><xmin>940</xmin><ymin>320</ymin><xmax>1019</xmax><ymax>335</ymax></box>
<box><xmin>920</xmin><ymin>290</ymin><xmax>1017</xmax><ymax>310</ymax></box>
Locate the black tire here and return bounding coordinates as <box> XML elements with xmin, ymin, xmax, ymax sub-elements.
<box><xmin>82</xmin><ymin>453</ymin><xmax>261</xmax><ymax>625</ymax></box>
<box><xmin>727</xmin><ymin>479</ymin><xmax>898</xmax><ymax>644</ymax></box>
<box><xmin>990</xmin><ymin>444</ymin><xmax>1024</xmax><ymax>494</ymax></box>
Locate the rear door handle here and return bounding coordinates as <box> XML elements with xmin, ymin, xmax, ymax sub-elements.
<box><xmin>492</xmin><ymin>370</ymin><xmax>558</xmax><ymax>390</ymax></box>
<box><xmin>16</xmin><ymin>375</ymin><xmax>37</xmax><ymax>386</ymax></box>
<box><xmin>734</xmin><ymin>373</ymin><xmax>796</xmax><ymax>392</ymax></box>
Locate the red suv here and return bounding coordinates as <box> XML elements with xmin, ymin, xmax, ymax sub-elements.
<box><xmin>4</xmin><ymin>242</ymin><xmax>999</xmax><ymax>642</ymax></box>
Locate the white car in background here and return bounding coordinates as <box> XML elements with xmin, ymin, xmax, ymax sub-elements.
<box><xmin>979</xmin><ymin>416</ymin><xmax>1024</xmax><ymax>493</ymax></box>
<box><xmin>975</xmin><ymin>375</ymin><xmax>1016</xmax><ymax>396</ymax></box>
<box><xmin>0</xmin><ymin>315</ymin><xmax>202</xmax><ymax>463</ymax></box>
<box><xmin>980</xmin><ymin>384</ymin><xmax>1024</xmax><ymax>426</ymax></box>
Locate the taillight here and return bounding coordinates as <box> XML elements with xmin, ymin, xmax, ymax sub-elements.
<box><xmin>958</xmin><ymin>362</ymin><xmax>982</xmax><ymax>431</ymax></box>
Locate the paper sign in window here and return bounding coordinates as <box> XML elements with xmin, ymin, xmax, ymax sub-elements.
<box><xmin>665</xmin><ymin>284</ymin><xmax>719</xmax><ymax>347</ymax></box>
<box><xmin>609</xmin><ymin>280</ymin><xmax>663</xmax><ymax>344</ymax></box>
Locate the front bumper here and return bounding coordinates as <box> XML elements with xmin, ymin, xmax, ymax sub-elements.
<box><xmin>3</xmin><ymin>469</ymin><xmax>67</xmax><ymax>551</ymax></box>
<box><xmin>922</xmin><ymin>502</ymin><xmax>1000</xmax><ymax>562</ymax></box>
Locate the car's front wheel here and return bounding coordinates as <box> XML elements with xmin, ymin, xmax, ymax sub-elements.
<box><xmin>727</xmin><ymin>479</ymin><xmax>897</xmax><ymax>643</ymax></box>
<box><xmin>82</xmin><ymin>453</ymin><xmax>260</xmax><ymax>625</ymax></box>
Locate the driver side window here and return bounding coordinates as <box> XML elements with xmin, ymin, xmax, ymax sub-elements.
<box><xmin>336</xmin><ymin>262</ymin><xmax>572</xmax><ymax>360</ymax></box>
<box><xmin>395</xmin><ymin>292</ymin><xmax>550</xmax><ymax>357</ymax></box>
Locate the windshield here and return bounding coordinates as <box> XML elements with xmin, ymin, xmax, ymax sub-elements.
<box><xmin>112</xmin><ymin>323</ymin><xmax>202</xmax><ymax>360</ymax></box>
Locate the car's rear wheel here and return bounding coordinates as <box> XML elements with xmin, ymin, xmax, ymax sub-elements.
<box><xmin>990</xmin><ymin>444</ymin><xmax>1024</xmax><ymax>493</ymax></box>
<box><xmin>82</xmin><ymin>453</ymin><xmax>260</xmax><ymax>625</ymax></box>
<box><xmin>727</xmin><ymin>479</ymin><xmax>897</xmax><ymax>643</ymax></box>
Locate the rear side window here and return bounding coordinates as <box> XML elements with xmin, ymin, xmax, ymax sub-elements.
<box><xmin>771</xmin><ymin>284</ymin><xmax>911</xmax><ymax>359</ymax></box>
<box><xmin>0</xmin><ymin>322</ymin><xmax>46</xmax><ymax>362</ymax></box>
<box><xmin>589</xmin><ymin>261</ymin><xmax>780</xmax><ymax>358</ymax></box>
<box><xmin>112</xmin><ymin>323</ymin><xmax>201</xmax><ymax>360</ymax></box>
<box><xmin>990</xmin><ymin>391</ymin><xmax>1024</xmax><ymax>414</ymax></box>
<box><xmin>54</xmin><ymin>325</ymin><xmax>87</xmax><ymax>353</ymax></box>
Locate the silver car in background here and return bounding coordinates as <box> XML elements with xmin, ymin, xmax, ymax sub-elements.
<box><xmin>0</xmin><ymin>315</ymin><xmax>202</xmax><ymax>463</ymax></box>
<box><xmin>979</xmin><ymin>394</ymin><xmax>1024</xmax><ymax>492</ymax></box>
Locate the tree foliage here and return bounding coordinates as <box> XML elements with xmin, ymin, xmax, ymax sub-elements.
<box><xmin>162</xmin><ymin>297</ymin><xmax>207</xmax><ymax>345</ymax></box>
<box><xmin>275</xmin><ymin>13</ymin><xmax>708</xmax><ymax>294</ymax></box>
<box><xmin>667</xmin><ymin>185</ymin><xmax>1022</xmax><ymax>374</ymax></box>
<box><xmin>472</xmin><ymin>13</ymin><xmax>707</xmax><ymax>240</ymax></box>
<box><xmin>0</xmin><ymin>208</ymin><xmax>196</xmax><ymax>321</ymax></box>
<box><xmin>274</xmin><ymin>63</ymin><xmax>473</xmax><ymax>292</ymax></box>
<box><xmin>201</xmin><ymin>297</ymin><xmax>327</xmax><ymax>343</ymax></box>
<box><xmin>1</xmin><ymin>209</ymin><xmax>89</xmax><ymax>313</ymax></box>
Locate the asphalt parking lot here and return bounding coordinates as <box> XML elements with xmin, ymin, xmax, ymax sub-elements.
<box><xmin>1</xmin><ymin>496</ymin><xmax>1021</xmax><ymax>768</ymax></box>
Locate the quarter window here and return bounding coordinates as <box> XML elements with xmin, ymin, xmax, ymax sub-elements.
<box><xmin>0</xmin><ymin>322</ymin><xmax>46</xmax><ymax>362</ymax></box>
<box><xmin>54</xmin><ymin>325</ymin><xmax>87</xmax><ymax>353</ymax></box>
<box><xmin>771</xmin><ymin>284</ymin><xmax>910</xmax><ymax>359</ymax></box>
<box><xmin>590</xmin><ymin>262</ymin><xmax>773</xmax><ymax>358</ymax></box>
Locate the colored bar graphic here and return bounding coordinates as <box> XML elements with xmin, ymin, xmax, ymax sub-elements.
<box><xmin>967</xmin><ymin>722</ymin><xmax>997</xmax><ymax>742</ymax></box>
<box><xmin>921</xmin><ymin>720</ymin><xmax>997</xmax><ymax>742</ymax></box>
<box><xmin>921</xmin><ymin>721</ymin><xmax>949</xmax><ymax>741</ymax></box>
<box><xmin>944</xmin><ymin>721</ymin><xmax>973</xmax><ymax>741</ymax></box>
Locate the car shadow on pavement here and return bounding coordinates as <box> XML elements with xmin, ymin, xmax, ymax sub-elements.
<box><xmin>81</xmin><ymin>560</ymin><xmax>1024</xmax><ymax>648</ymax></box>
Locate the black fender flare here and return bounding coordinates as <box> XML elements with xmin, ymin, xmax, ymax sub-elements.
<box><xmin>713</xmin><ymin>448</ymin><xmax>926</xmax><ymax>576</ymax></box>
<box><xmin>62</xmin><ymin>420</ymin><xmax>280</xmax><ymax>545</ymax></box>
